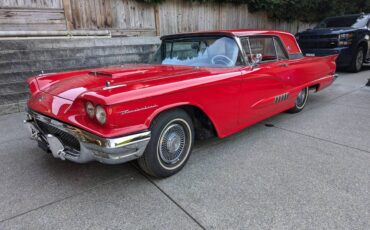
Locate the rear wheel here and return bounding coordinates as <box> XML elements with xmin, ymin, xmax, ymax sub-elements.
<box><xmin>138</xmin><ymin>109</ymin><xmax>194</xmax><ymax>178</ymax></box>
<box><xmin>348</xmin><ymin>46</ymin><xmax>364</xmax><ymax>73</ymax></box>
<box><xmin>287</xmin><ymin>87</ymin><xmax>309</xmax><ymax>113</ymax></box>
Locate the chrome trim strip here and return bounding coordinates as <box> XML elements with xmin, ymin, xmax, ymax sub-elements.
<box><xmin>103</xmin><ymin>84</ymin><xmax>127</xmax><ymax>90</ymax></box>
<box><xmin>333</xmin><ymin>74</ymin><xmax>339</xmax><ymax>80</ymax></box>
<box><xmin>274</xmin><ymin>92</ymin><xmax>289</xmax><ymax>104</ymax></box>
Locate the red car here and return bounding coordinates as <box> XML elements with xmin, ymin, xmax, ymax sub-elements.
<box><xmin>25</xmin><ymin>30</ymin><xmax>337</xmax><ymax>177</ymax></box>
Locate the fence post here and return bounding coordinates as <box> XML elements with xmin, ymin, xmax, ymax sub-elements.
<box><xmin>62</xmin><ymin>0</ymin><xmax>74</xmax><ymax>30</ymax></box>
<box><xmin>155</xmin><ymin>4</ymin><xmax>161</xmax><ymax>36</ymax></box>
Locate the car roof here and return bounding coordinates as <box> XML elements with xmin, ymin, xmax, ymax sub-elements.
<box><xmin>160</xmin><ymin>29</ymin><xmax>302</xmax><ymax>55</ymax></box>
<box><xmin>161</xmin><ymin>29</ymin><xmax>293</xmax><ymax>40</ymax></box>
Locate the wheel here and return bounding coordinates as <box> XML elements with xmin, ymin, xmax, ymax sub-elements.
<box><xmin>287</xmin><ymin>87</ymin><xmax>309</xmax><ymax>113</ymax></box>
<box><xmin>348</xmin><ymin>46</ymin><xmax>364</xmax><ymax>73</ymax></box>
<box><xmin>137</xmin><ymin>109</ymin><xmax>194</xmax><ymax>178</ymax></box>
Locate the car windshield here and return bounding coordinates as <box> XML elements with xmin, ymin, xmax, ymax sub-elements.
<box><xmin>316</xmin><ymin>15</ymin><xmax>368</xmax><ymax>28</ymax></box>
<box><xmin>150</xmin><ymin>36</ymin><xmax>242</xmax><ymax>67</ymax></box>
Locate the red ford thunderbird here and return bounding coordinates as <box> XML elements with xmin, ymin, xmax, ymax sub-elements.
<box><xmin>25</xmin><ymin>30</ymin><xmax>338</xmax><ymax>177</ymax></box>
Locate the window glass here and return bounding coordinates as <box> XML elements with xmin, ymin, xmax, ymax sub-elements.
<box><xmin>241</xmin><ymin>37</ymin><xmax>277</xmax><ymax>62</ymax></box>
<box><xmin>316</xmin><ymin>15</ymin><xmax>368</xmax><ymax>29</ymax></box>
<box><xmin>151</xmin><ymin>36</ymin><xmax>242</xmax><ymax>67</ymax></box>
<box><xmin>274</xmin><ymin>38</ymin><xmax>288</xmax><ymax>60</ymax></box>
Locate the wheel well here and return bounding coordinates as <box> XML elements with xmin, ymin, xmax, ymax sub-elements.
<box><xmin>359</xmin><ymin>41</ymin><xmax>368</xmax><ymax>57</ymax></box>
<box><xmin>309</xmin><ymin>84</ymin><xmax>320</xmax><ymax>92</ymax></box>
<box><xmin>178</xmin><ymin>105</ymin><xmax>217</xmax><ymax>140</ymax></box>
<box><xmin>151</xmin><ymin>105</ymin><xmax>217</xmax><ymax>140</ymax></box>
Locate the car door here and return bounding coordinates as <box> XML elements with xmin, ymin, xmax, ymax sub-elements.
<box><xmin>238</xmin><ymin>36</ymin><xmax>293</xmax><ymax>127</ymax></box>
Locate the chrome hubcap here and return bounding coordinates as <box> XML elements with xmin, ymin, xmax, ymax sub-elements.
<box><xmin>159</xmin><ymin>124</ymin><xmax>186</xmax><ymax>164</ymax></box>
<box><xmin>296</xmin><ymin>88</ymin><xmax>307</xmax><ymax>108</ymax></box>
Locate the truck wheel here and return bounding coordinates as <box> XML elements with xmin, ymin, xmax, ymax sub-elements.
<box><xmin>138</xmin><ymin>109</ymin><xmax>194</xmax><ymax>178</ymax></box>
<box><xmin>287</xmin><ymin>87</ymin><xmax>309</xmax><ymax>114</ymax></box>
<box><xmin>348</xmin><ymin>47</ymin><xmax>364</xmax><ymax>73</ymax></box>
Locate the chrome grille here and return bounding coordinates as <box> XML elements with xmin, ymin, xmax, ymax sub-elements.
<box><xmin>35</xmin><ymin>120</ymin><xmax>81</xmax><ymax>152</ymax></box>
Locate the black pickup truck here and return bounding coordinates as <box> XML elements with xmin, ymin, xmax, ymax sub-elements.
<box><xmin>296</xmin><ymin>13</ymin><xmax>370</xmax><ymax>72</ymax></box>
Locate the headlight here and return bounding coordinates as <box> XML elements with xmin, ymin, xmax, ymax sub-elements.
<box><xmin>338</xmin><ymin>33</ymin><xmax>354</xmax><ymax>46</ymax></box>
<box><xmin>338</xmin><ymin>33</ymin><xmax>354</xmax><ymax>40</ymax></box>
<box><xmin>95</xmin><ymin>105</ymin><xmax>107</xmax><ymax>125</ymax></box>
<box><xmin>86</xmin><ymin>102</ymin><xmax>95</xmax><ymax>119</ymax></box>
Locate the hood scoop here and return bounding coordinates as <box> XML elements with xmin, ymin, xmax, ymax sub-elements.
<box><xmin>89</xmin><ymin>70</ymin><xmax>149</xmax><ymax>79</ymax></box>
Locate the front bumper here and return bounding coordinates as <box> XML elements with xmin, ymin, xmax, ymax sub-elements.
<box><xmin>301</xmin><ymin>47</ymin><xmax>353</xmax><ymax>67</ymax></box>
<box><xmin>24</xmin><ymin>110</ymin><xmax>150</xmax><ymax>164</ymax></box>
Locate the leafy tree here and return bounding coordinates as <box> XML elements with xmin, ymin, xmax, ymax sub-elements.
<box><xmin>138</xmin><ymin>0</ymin><xmax>370</xmax><ymax>22</ymax></box>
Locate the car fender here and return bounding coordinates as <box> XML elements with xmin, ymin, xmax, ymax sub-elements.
<box><xmin>144</xmin><ymin>101</ymin><xmax>221</xmax><ymax>136</ymax></box>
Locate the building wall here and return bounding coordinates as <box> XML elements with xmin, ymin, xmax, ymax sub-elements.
<box><xmin>0</xmin><ymin>37</ymin><xmax>160</xmax><ymax>115</ymax></box>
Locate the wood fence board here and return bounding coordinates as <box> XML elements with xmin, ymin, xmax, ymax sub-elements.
<box><xmin>0</xmin><ymin>0</ymin><xmax>313</xmax><ymax>35</ymax></box>
<box><xmin>0</xmin><ymin>0</ymin><xmax>63</xmax><ymax>9</ymax></box>
<box><xmin>0</xmin><ymin>8</ymin><xmax>66</xmax><ymax>31</ymax></box>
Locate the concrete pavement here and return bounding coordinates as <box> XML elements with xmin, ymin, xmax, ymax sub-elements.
<box><xmin>0</xmin><ymin>68</ymin><xmax>369</xmax><ymax>229</ymax></box>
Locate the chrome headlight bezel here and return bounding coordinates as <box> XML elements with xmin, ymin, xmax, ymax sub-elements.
<box><xmin>95</xmin><ymin>105</ymin><xmax>107</xmax><ymax>125</ymax></box>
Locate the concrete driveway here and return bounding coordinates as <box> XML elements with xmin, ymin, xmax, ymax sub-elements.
<box><xmin>0</xmin><ymin>68</ymin><xmax>369</xmax><ymax>229</ymax></box>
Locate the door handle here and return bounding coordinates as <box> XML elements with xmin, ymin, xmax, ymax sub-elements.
<box><xmin>278</xmin><ymin>63</ymin><xmax>289</xmax><ymax>67</ymax></box>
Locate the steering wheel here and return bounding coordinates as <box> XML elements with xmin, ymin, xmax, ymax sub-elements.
<box><xmin>211</xmin><ymin>55</ymin><xmax>233</xmax><ymax>66</ymax></box>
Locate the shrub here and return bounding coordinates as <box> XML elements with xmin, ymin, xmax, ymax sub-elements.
<box><xmin>138</xmin><ymin>0</ymin><xmax>370</xmax><ymax>22</ymax></box>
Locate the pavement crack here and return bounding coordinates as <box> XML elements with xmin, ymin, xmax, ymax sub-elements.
<box><xmin>132</xmin><ymin>164</ymin><xmax>206</xmax><ymax>230</ymax></box>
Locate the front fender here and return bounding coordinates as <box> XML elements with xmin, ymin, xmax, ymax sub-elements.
<box><xmin>144</xmin><ymin>102</ymin><xmax>221</xmax><ymax>136</ymax></box>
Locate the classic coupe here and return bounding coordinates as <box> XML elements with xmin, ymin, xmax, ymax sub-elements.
<box><xmin>25</xmin><ymin>30</ymin><xmax>338</xmax><ymax>177</ymax></box>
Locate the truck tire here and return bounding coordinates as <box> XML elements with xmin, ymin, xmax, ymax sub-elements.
<box><xmin>348</xmin><ymin>46</ymin><xmax>364</xmax><ymax>73</ymax></box>
<box><xmin>137</xmin><ymin>109</ymin><xmax>194</xmax><ymax>178</ymax></box>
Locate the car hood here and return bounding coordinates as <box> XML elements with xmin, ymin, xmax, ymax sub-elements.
<box><xmin>298</xmin><ymin>27</ymin><xmax>357</xmax><ymax>36</ymax></box>
<box><xmin>35</xmin><ymin>64</ymin><xmax>234</xmax><ymax>104</ymax></box>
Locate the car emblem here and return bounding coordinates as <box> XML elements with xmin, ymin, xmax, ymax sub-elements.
<box><xmin>119</xmin><ymin>105</ymin><xmax>158</xmax><ymax>115</ymax></box>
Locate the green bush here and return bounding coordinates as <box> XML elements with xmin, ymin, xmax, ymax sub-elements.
<box><xmin>138</xmin><ymin>0</ymin><xmax>370</xmax><ymax>22</ymax></box>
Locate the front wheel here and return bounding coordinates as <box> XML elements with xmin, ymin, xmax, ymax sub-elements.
<box><xmin>348</xmin><ymin>47</ymin><xmax>364</xmax><ymax>73</ymax></box>
<box><xmin>287</xmin><ymin>87</ymin><xmax>309</xmax><ymax>113</ymax></box>
<box><xmin>138</xmin><ymin>109</ymin><xmax>194</xmax><ymax>178</ymax></box>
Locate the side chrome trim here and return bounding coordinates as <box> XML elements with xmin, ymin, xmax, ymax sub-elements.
<box><xmin>274</xmin><ymin>92</ymin><xmax>289</xmax><ymax>103</ymax></box>
<box><xmin>103</xmin><ymin>84</ymin><xmax>127</xmax><ymax>90</ymax></box>
<box><xmin>333</xmin><ymin>74</ymin><xmax>339</xmax><ymax>81</ymax></box>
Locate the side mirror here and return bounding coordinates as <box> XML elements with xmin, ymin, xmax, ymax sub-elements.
<box><xmin>251</xmin><ymin>53</ymin><xmax>262</xmax><ymax>67</ymax></box>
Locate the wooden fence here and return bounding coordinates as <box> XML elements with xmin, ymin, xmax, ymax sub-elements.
<box><xmin>0</xmin><ymin>0</ymin><xmax>314</xmax><ymax>36</ymax></box>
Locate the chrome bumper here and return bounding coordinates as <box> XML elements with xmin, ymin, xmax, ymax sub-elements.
<box><xmin>24</xmin><ymin>111</ymin><xmax>150</xmax><ymax>164</ymax></box>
